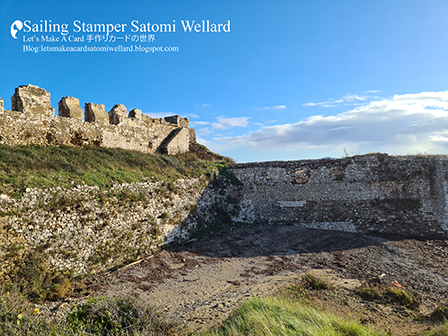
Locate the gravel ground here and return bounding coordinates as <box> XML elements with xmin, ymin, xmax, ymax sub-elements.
<box><xmin>47</xmin><ymin>224</ymin><xmax>448</xmax><ymax>334</ymax></box>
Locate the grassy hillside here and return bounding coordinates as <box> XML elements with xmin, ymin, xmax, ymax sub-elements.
<box><xmin>1</xmin><ymin>145</ymin><xmax>448</xmax><ymax>335</ymax></box>
<box><xmin>2</xmin><ymin>274</ymin><xmax>447</xmax><ymax>336</ymax></box>
<box><xmin>0</xmin><ymin>143</ymin><xmax>232</xmax><ymax>197</ymax></box>
<box><xmin>0</xmin><ymin>143</ymin><xmax>233</xmax><ymax>302</ymax></box>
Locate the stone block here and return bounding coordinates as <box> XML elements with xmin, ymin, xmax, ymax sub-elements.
<box><xmin>58</xmin><ymin>97</ymin><xmax>83</xmax><ymax>120</ymax></box>
<box><xmin>164</xmin><ymin>115</ymin><xmax>181</xmax><ymax>124</ymax></box>
<box><xmin>165</xmin><ymin>115</ymin><xmax>190</xmax><ymax>128</ymax></box>
<box><xmin>180</xmin><ymin>118</ymin><xmax>189</xmax><ymax>128</ymax></box>
<box><xmin>162</xmin><ymin>128</ymin><xmax>190</xmax><ymax>155</ymax></box>
<box><xmin>11</xmin><ymin>84</ymin><xmax>55</xmax><ymax>116</ymax></box>
<box><xmin>0</xmin><ymin>98</ymin><xmax>4</xmax><ymax>113</ymax></box>
<box><xmin>189</xmin><ymin>128</ymin><xmax>196</xmax><ymax>144</ymax></box>
<box><xmin>85</xmin><ymin>103</ymin><xmax>108</xmax><ymax>123</ymax></box>
<box><xmin>109</xmin><ymin>104</ymin><xmax>128</xmax><ymax>125</ymax></box>
<box><xmin>128</xmin><ymin>108</ymin><xmax>141</xmax><ymax>120</ymax></box>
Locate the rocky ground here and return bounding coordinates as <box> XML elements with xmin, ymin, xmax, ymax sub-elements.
<box><xmin>45</xmin><ymin>224</ymin><xmax>448</xmax><ymax>335</ymax></box>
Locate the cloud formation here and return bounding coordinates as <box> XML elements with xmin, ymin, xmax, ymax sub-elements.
<box><xmin>303</xmin><ymin>92</ymin><xmax>379</xmax><ymax>107</ymax></box>
<box><xmin>212</xmin><ymin>116</ymin><xmax>250</xmax><ymax>130</ymax></box>
<box><xmin>213</xmin><ymin>90</ymin><xmax>448</xmax><ymax>156</ymax></box>
<box><xmin>263</xmin><ymin>105</ymin><xmax>286</xmax><ymax>110</ymax></box>
<box><xmin>191</xmin><ymin>121</ymin><xmax>210</xmax><ymax>126</ymax></box>
<box><xmin>144</xmin><ymin>111</ymin><xmax>176</xmax><ymax>118</ymax></box>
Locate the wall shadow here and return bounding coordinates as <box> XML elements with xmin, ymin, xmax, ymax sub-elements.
<box><xmin>166</xmin><ymin>224</ymin><xmax>405</xmax><ymax>259</ymax></box>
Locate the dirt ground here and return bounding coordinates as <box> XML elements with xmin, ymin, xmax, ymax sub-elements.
<box><xmin>47</xmin><ymin>224</ymin><xmax>448</xmax><ymax>335</ymax></box>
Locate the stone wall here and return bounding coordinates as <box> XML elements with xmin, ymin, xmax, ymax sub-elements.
<box><xmin>3</xmin><ymin>84</ymin><xmax>448</xmax><ymax>282</ymax></box>
<box><xmin>0</xmin><ymin>84</ymin><xmax>194</xmax><ymax>155</ymax></box>
<box><xmin>2</xmin><ymin>153</ymin><xmax>448</xmax><ymax>283</ymax></box>
<box><xmin>184</xmin><ymin>154</ymin><xmax>448</xmax><ymax>239</ymax></box>
<box><xmin>11</xmin><ymin>85</ymin><xmax>55</xmax><ymax>117</ymax></box>
<box><xmin>0</xmin><ymin>177</ymin><xmax>208</xmax><ymax>280</ymax></box>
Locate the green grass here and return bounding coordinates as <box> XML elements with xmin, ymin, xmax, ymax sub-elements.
<box><xmin>1</xmin><ymin>284</ymin><xmax>447</xmax><ymax>336</ymax></box>
<box><xmin>419</xmin><ymin>306</ymin><xmax>448</xmax><ymax>336</ymax></box>
<box><xmin>0</xmin><ymin>288</ymin><xmax>67</xmax><ymax>336</ymax></box>
<box><xmin>0</xmin><ymin>289</ymin><xmax>177</xmax><ymax>336</ymax></box>
<box><xmin>0</xmin><ymin>144</ymin><xmax>232</xmax><ymax>197</ymax></box>
<box><xmin>355</xmin><ymin>283</ymin><xmax>421</xmax><ymax>309</ymax></box>
<box><xmin>200</xmin><ymin>295</ymin><xmax>387</xmax><ymax>336</ymax></box>
<box><xmin>11</xmin><ymin>251</ymin><xmax>73</xmax><ymax>302</ymax></box>
<box><xmin>66</xmin><ymin>296</ymin><xmax>176</xmax><ymax>335</ymax></box>
<box><xmin>422</xmin><ymin>324</ymin><xmax>448</xmax><ymax>336</ymax></box>
<box><xmin>429</xmin><ymin>306</ymin><xmax>448</xmax><ymax>322</ymax></box>
<box><xmin>0</xmin><ymin>143</ymin><xmax>235</xmax><ymax>302</ymax></box>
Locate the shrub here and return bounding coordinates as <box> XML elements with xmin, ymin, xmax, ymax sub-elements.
<box><xmin>300</xmin><ymin>273</ymin><xmax>333</xmax><ymax>290</ymax></box>
<box><xmin>421</xmin><ymin>323</ymin><xmax>448</xmax><ymax>336</ymax></box>
<box><xmin>0</xmin><ymin>290</ymin><xmax>178</xmax><ymax>335</ymax></box>
<box><xmin>12</xmin><ymin>251</ymin><xmax>73</xmax><ymax>302</ymax></box>
<box><xmin>287</xmin><ymin>273</ymin><xmax>333</xmax><ymax>299</ymax></box>
<box><xmin>66</xmin><ymin>296</ymin><xmax>176</xmax><ymax>335</ymax></box>
<box><xmin>0</xmin><ymin>288</ymin><xmax>64</xmax><ymax>335</ymax></box>
<box><xmin>355</xmin><ymin>284</ymin><xmax>420</xmax><ymax>309</ymax></box>
<box><xmin>430</xmin><ymin>305</ymin><xmax>448</xmax><ymax>322</ymax></box>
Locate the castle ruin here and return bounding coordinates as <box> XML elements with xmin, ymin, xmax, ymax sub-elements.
<box><xmin>0</xmin><ymin>84</ymin><xmax>195</xmax><ymax>155</ymax></box>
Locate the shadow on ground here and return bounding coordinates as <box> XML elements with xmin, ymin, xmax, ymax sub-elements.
<box><xmin>166</xmin><ymin>224</ymin><xmax>401</xmax><ymax>258</ymax></box>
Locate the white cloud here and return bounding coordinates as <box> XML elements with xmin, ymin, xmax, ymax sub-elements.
<box><xmin>335</xmin><ymin>94</ymin><xmax>366</xmax><ymax>102</ymax></box>
<box><xmin>393</xmin><ymin>91</ymin><xmax>448</xmax><ymax>101</ymax></box>
<box><xmin>145</xmin><ymin>111</ymin><xmax>196</xmax><ymax>119</ymax></box>
<box><xmin>197</xmin><ymin>127</ymin><xmax>213</xmax><ymax>135</ymax></box>
<box><xmin>303</xmin><ymin>91</ymin><xmax>378</xmax><ymax>107</ymax></box>
<box><xmin>202</xmin><ymin>103</ymin><xmax>211</xmax><ymax>108</ymax></box>
<box><xmin>195</xmin><ymin>136</ymin><xmax>213</xmax><ymax>147</ymax></box>
<box><xmin>212</xmin><ymin>116</ymin><xmax>250</xmax><ymax>130</ymax></box>
<box><xmin>213</xmin><ymin>90</ymin><xmax>448</xmax><ymax>156</ymax></box>
<box><xmin>144</xmin><ymin>112</ymin><xmax>176</xmax><ymax>118</ymax></box>
<box><xmin>191</xmin><ymin>121</ymin><xmax>210</xmax><ymax>126</ymax></box>
<box><xmin>263</xmin><ymin>105</ymin><xmax>286</xmax><ymax>110</ymax></box>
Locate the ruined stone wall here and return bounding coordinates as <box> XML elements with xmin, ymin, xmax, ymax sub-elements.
<box><xmin>0</xmin><ymin>177</ymin><xmax>208</xmax><ymax>279</ymax></box>
<box><xmin>0</xmin><ymin>84</ymin><xmax>194</xmax><ymax>155</ymax></box>
<box><xmin>185</xmin><ymin>154</ymin><xmax>448</xmax><ymax>239</ymax></box>
<box><xmin>2</xmin><ymin>153</ymin><xmax>448</xmax><ymax>282</ymax></box>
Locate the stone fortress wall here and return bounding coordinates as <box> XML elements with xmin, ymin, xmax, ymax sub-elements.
<box><xmin>186</xmin><ymin>154</ymin><xmax>448</xmax><ymax>239</ymax></box>
<box><xmin>0</xmin><ymin>84</ymin><xmax>195</xmax><ymax>155</ymax></box>
<box><xmin>1</xmin><ymin>84</ymin><xmax>448</xmax><ymax>280</ymax></box>
<box><xmin>3</xmin><ymin>153</ymin><xmax>448</xmax><ymax>279</ymax></box>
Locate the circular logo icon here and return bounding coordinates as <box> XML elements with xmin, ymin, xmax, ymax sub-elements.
<box><xmin>11</xmin><ymin>20</ymin><xmax>23</xmax><ymax>39</ymax></box>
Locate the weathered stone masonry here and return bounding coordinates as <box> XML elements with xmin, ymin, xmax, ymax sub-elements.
<box><xmin>184</xmin><ymin>154</ymin><xmax>448</xmax><ymax>239</ymax></box>
<box><xmin>2</xmin><ymin>84</ymin><xmax>448</xmax><ymax>282</ymax></box>
<box><xmin>0</xmin><ymin>84</ymin><xmax>195</xmax><ymax>155</ymax></box>
<box><xmin>0</xmin><ymin>178</ymin><xmax>209</xmax><ymax>280</ymax></box>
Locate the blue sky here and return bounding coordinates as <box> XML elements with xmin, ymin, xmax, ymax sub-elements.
<box><xmin>1</xmin><ymin>0</ymin><xmax>447</xmax><ymax>162</ymax></box>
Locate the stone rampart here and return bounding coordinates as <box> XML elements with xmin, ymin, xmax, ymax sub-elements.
<box><xmin>11</xmin><ymin>84</ymin><xmax>55</xmax><ymax>117</ymax></box>
<box><xmin>0</xmin><ymin>84</ymin><xmax>194</xmax><ymax>155</ymax></box>
<box><xmin>0</xmin><ymin>178</ymin><xmax>208</xmax><ymax>279</ymax></box>
<box><xmin>2</xmin><ymin>153</ymin><xmax>448</xmax><ymax>283</ymax></box>
<box><xmin>183</xmin><ymin>154</ymin><xmax>448</xmax><ymax>239</ymax></box>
